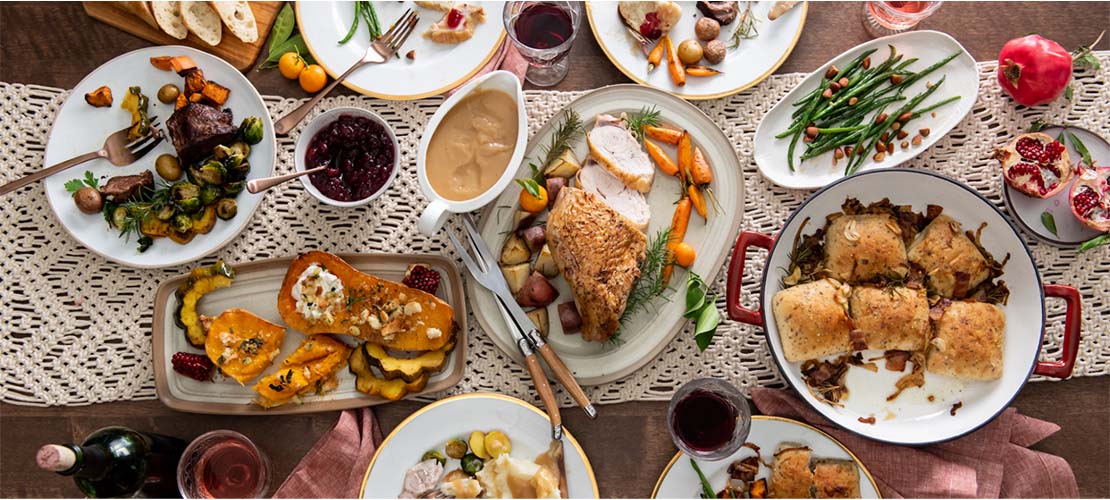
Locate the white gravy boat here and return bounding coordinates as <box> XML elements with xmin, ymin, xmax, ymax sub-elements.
<box><xmin>416</xmin><ymin>70</ymin><xmax>528</xmax><ymax>235</ymax></box>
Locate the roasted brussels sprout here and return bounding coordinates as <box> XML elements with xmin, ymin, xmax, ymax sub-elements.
<box><xmin>137</xmin><ymin>235</ymin><xmax>153</xmax><ymax>253</ymax></box>
<box><xmin>155</xmin><ymin>154</ymin><xmax>182</xmax><ymax>181</ymax></box>
<box><xmin>239</xmin><ymin>116</ymin><xmax>263</xmax><ymax>145</ymax></box>
<box><xmin>110</xmin><ymin>206</ymin><xmax>129</xmax><ymax>229</ymax></box>
<box><xmin>216</xmin><ymin>198</ymin><xmax>238</xmax><ymax>220</ymax></box>
<box><xmin>460</xmin><ymin>453</ymin><xmax>484</xmax><ymax>475</ymax></box>
<box><xmin>223</xmin><ymin>181</ymin><xmax>245</xmax><ymax>197</ymax></box>
<box><xmin>421</xmin><ymin>450</ymin><xmax>446</xmax><ymax>466</ymax></box>
<box><xmin>177</xmin><ymin>197</ymin><xmax>203</xmax><ymax>214</ymax></box>
<box><xmin>171</xmin><ymin>181</ymin><xmax>200</xmax><ymax>201</ymax></box>
<box><xmin>196</xmin><ymin>162</ymin><xmax>225</xmax><ymax>186</ymax></box>
<box><xmin>225</xmin><ymin>161</ymin><xmax>250</xmax><ymax>182</ymax></box>
<box><xmin>199</xmin><ymin>185</ymin><xmax>221</xmax><ymax>205</ymax></box>
<box><xmin>229</xmin><ymin>141</ymin><xmax>251</xmax><ymax>157</ymax></box>
<box><xmin>213</xmin><ymin>144</ymin><xmax>234</xmax><ymax>160</ymax></box>
<box><xmin>172</xmin><ymin>213</ymin><xmax>194</xmax><ymax>233</ymax></box>
<box><xmin>445</xmin><ymin>439</ymin><xmax>468</xmax><ymax>459</ymax></box>
<box><xmin>223</xmin><ymin>153</ymin><xmax>244</xmax><ymax>170</ymax></box>
<box><xmin>156</xmin><ymin>205</ymin><xmax>176</xmax><ymax>221</ymax></box>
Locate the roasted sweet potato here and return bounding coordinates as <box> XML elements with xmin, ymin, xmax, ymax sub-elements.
<box><xmin>150</xmin><ymin>56</ymin><xmax>174</xmax><ymax>71</ymax></box>
<box><xmin>84</xmin><ymin>86</ymin><xmax>113</xmax><ymax>107</ymax></box>
<box><xmin>277</xmin><ymin>251</ymin><xmax>456</xmax><ymax>351</ymax></box>
<box><xmin>200</xmin><ymin>81</ymin><xmax>230</xmax><ymax>106</ymax></box>
<box><xmin>184</xmin><ymin>69</ymin><xmax>207</xmax><ymax>95</ymax></box>
<box><xmin>174</xmin><ymin>92</ymin><xmax>188</xmax><ymax>110</ymax></box>
<box><xmin>170</xmin><ymin>55</ymin><xmax>198</xmax><ymax>75</ymax></box>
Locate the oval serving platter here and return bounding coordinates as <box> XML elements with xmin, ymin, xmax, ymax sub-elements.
<box><xmin>469</xmin><ymin>84</ymin><xmax>744</xmax><ymax>385</ymax></box>
<box><xmin>753</xmin><ymin>30</ymin><xmax>977</xmax><ymax>190</ymax></box>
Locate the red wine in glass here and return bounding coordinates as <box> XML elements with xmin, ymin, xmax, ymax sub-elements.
<box><xmin>673</xmin><ymin>389</ymin><xmax>739</xmax><ymax>451</ymax></box>
<box><xmin>513</xmin><ymin>3</ymin><xmax>574</xmax><ymax>50</ymax></box>
<box><xmin>195</xmin><ymin>440</ymin><xmax>264</xmax><ymax>498</ymax></box>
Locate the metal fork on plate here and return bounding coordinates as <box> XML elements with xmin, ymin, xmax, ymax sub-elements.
<box><xmin>273</xmin><ymin>9</ymin><xmax>420</xmax><ymax>135</ymax></box>
<box><xmin>0</xmin><ymin>119</ymin><xmax>163</xmax><ymax>196</ymax></box>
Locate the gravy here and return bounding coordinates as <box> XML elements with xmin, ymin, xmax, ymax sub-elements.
<box><xmin>425</xmin><ymin>89</ymin><xmax>518</xmax><ymax>201</ymax></box>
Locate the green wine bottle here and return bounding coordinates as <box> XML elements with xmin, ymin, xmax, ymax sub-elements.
<box><xmin>37</xmin><ymin>426</ymin><xmax>187</xmax><ymax>498</ymax></box>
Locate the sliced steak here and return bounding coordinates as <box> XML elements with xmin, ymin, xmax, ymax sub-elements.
<box><xmin>101</xmin><ymin>170</ymin><xmax>153</xmax><ymax>202</ymax></box>
<box><xmin>166</xmin><ymin>103</ymin><xmax>237</xmax><ymax>166</ymax></box>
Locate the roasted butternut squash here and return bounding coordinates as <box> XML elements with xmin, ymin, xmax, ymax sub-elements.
<box><xmin>175</xmin><ymin>261</ymin><xmax>235</xmax><ymax>347</ymax></box>
<box><xmin>364</xmin><ymin>340</ymin><xmax>454</xmax><ymax>383</ymax></box>
<box><xmin>277</xmin><ymin>251</ymin><xmax>456</xmax><ymax>351</ymax></box>
<box><xmin>204</xmin><ymin>308</ymin><xmax>286</xmax><ymax>385</ymax></box>
<box><xmin>348</xmin><ymin>346</ymin><xmax>429</xmax><ymax>401</ymax></box>
<box><xmin>253</xmin><ymin>335</ymin><xmax>350</xmax><ymax>408</ymax></box>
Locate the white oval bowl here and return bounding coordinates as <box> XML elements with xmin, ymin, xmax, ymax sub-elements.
<box><xmin>294</xmin><ymin>107</ymin><xmax>400</xmax><ymax>208</ymax></box>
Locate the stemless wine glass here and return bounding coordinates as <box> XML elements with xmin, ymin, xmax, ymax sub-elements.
<box><xmin>177</xmin><ymin>430</ymin><xmax>272</xmax><ymax>499</ymax></box>
<box><xmin>503</xmin><ymin>1</ymin><xmax>583</xmax><ymax>87</ymax></box>
<box><xmin>863</xmin><ymin>1</ymin><xmax>943</xmax><ymax>38</ymax></box>
<box><xmin>667</xmin><ymin>378</ymin><xmax>752</xmax><ymax>461</ymax></box>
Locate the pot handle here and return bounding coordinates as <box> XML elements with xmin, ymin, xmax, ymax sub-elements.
<box><xmin>1033</xmin><ymin>284</ymin><xmax>1082</xmax><ymax>378</ymax></box>
<box><xmin>726</xmin><ymin>231</ymin><xmax>776</xmax><ymax>326</ymax></box>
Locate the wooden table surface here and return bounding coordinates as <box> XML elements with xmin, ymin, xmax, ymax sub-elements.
<box><xmin>2</xmin><ymin>2</ymin><xmax>1109</xmax><ymax>498</ymax></box>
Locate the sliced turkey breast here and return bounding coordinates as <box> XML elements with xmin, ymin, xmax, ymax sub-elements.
<box><xmin>587</xmin><ymin>114</ymin><xmax>654</xmax><ymax>193</ymax></box>
<box><xmin>576</xmin><ymin>160</ymin><xmax>651</xmax><ymax>232</ymax></box>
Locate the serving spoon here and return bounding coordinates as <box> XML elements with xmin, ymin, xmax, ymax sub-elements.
<box><xmin>246</xmin><ymin>166</ymin><xmax>325</xmax><ymax>194</ymax></box>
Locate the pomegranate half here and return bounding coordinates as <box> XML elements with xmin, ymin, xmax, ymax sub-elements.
<box><xmin>996</xmin><ymin>132</ymin><xmax>1074</xmax><ymax>198</ymax></box>
<box><xmin>1069</xmin><ymin>166</ymin><xmax>1110</xmax><ymax>233</ymax></box>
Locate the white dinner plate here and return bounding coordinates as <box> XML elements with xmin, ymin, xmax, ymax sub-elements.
<box><xmin>653</xmin><ymin>416</ymin><xmax>881</xmax><ymax>498</ymax></box>
<box><xmin>469</xmin><ymin>84</ymin><xmax>745</xmax><ymax>385</ymax></box>
<box><xmin>586</xmin><ymin>1</ymin><xmax>807</xmax><ymax>100</ymax></box>
<box><xmin>360</xmin><ymin>393</ymin><xmax>599</xmax><ymax>498</ymax></box>
<box><xmin>42</xmin><ymin>46</ymin><xmax>276</xmax><ymax>269</ymax></box>
<box><xmin>753</xmin><ymin>30</ymin><xmax>977</xmax><ymax>189</ymax></box>
<box><xmin>297</xmin><ymin>1</ymin><xmax>506</xmax><ymax>100</ymax></box>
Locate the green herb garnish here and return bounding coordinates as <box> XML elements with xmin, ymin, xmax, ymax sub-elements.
<box><xmin>727</xmin><ymin>1</ymin><xmax>760</xmax><ymax>49</ymax></box>
<box><xmin>268</xmin><ymin>3</ymin><xmax>295</xmax><ymax>54</ymax></box>
<box><xmin>516</xmin><ymin>178</ymin><xmax>542</xmax><ymax>198</ymax></box>
<box><xmin>685</xmin><ymin>272</ymin><xmax>721</xmax><ymax>351</ymax></box>
<box><xmin>1067</xmin><ymin>131</ymin><xmax>1094</xmax><ymax>167</ymax></box>
<box><xmin>1071</xmin><ymin>30</ymin><xmax>1105</xmax><ymax>71</ymax></box>
<box><xmin>1065</xmin><ymin>85</ymin><xmax>1074</xmax><ymax>100</ymax></box>
<box><xmin>1041</xmin><ymin>211</ymin><xmax>1058</xmax><ymax>236</ymax></box>
<box><xmin>621</xmin><ymin>228</ymin><xmax>673</xmax><ymax>324</ymax></box>
<box><xmin>525</xmin><ymin>109</ymin><xmax>584</xmax><ymax>183</ymax></box>
<box><xmin>64</xmin><ymin>171</ymin><xmax>99</xmax><ymax>194</ymax></box>
<box><xmin>690</xmin><ymin>459</ymin><xmax>717</xmax><ymax>499</ymax></box>
<box><xmin>625</xmin><ymin>106</ymin><xmax>661</xmax><ymax>143</ymax></box>
<box><xmin>1027</xmin><ymin>119</ymin><xmax>1047</xmax><ymax>133</ymax></box>
<box><xmin>1079</xmin><ymin>234</ymin><xmax>1110</xmax><ymax>253</ymax></box>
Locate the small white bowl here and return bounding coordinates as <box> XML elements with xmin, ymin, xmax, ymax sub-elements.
<box><xmin>294</xmin><ymin>107</ymin><xmax>399</xmax><ymax>207</ymax></box>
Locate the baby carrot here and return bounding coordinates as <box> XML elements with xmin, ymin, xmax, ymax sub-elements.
<box><xmin>648</xmin><ymin>39</ymin><xmax>665</xmax><ymax>72</ymax></box>
<box><xmin>663</xmin><ymin>198</ymin><xmax>693</xmax><ymax>284</ymax></box>
<box><xmin>645</xmin><ymin>125</ymin><xmax>682</xmax><ymax>145</ymax></box>
<box><xmin>691</xmin><ymin>146</ymin><xmax>713</xmax><ymax>185</ymax></box>
<box><xmin>677</xmin><ymin>130</ymin><xmax>694</xmax><ymax>183</ymax></box>
<box><xmin>664</xmin><ymin>35</ymin><xmax>686</xmax><ymax>87</ymax></box>
<box><xmin>688</xmin><ymin>185</ymin><xmax>708</xmax><ymax>219</ymax></box>
<box><xmin>645</xmin><ymin>139</ymin><xmax>679</xmax><ymax>176</ymax></box>
<box><xmin>685</xmin><ymin>65</ymin><xmax>723</xmax><ymax>77</ymax></box>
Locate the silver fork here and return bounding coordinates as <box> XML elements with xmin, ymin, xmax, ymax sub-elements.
<box><xmin>0</xmin><ymin>119</ymin><xmax>163</xmax><ymax>196</ymax></box>
<box><xmin>273</xmin><ymin>9</ymin><xmax>420</xmax><ymax>135</ymax></box>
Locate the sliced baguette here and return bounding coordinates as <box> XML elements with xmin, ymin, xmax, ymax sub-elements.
<box><xmin>150</xmin><ymin>1</ymin><xmax>188</xmax><ymax>39</ymax></box>
<box><xmin>115</xmin><ymin>1</ymin><xmax>159</xmax><ymax>28</ymax></box>
<box><xmin>181</xmin><ymin>0</ymin><xmax>222</xmax><ymax>46</ymax></box>
<box><xmin>208</xmin><ymin>1</ymin><xmax>257</xmax><ymax>43</ymax></box>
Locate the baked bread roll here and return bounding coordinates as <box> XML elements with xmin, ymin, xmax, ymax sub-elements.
<box><xmin>824</xmin><ymin>214</ymin><xmax>909</xmax><ymax>283</ymax></box>
<box><xmin>848</xmin><ymin>285</ymin><xmax>929</xmax><ymax>352</ymax></box>
<box><xmin>772</xmin><ymin>279</ymin><xmax>853</xmax><ymax>362</ymax></box>
<box><xmin>927</xmin><ymin>301</ymin><xmax>1005</xmax><ymax>381</ymax></box>
<box><xmin>907</xmin><ymin>215</ymin><xmax>991</xmax><ymax>299</ymax></box>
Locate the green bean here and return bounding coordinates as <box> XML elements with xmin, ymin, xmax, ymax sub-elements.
<box><xmin>339</xmin><ymin>2</ymin><xmax>362</xmax><ymax>44</ymax></box>
<box><xmin>910</xmin><ymin>95</ymin><xmax>962</xmax><ymax>119</ymax></box>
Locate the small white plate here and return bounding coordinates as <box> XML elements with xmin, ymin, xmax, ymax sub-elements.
<box><xmin>42</xmin><ymin>46</ymin><xmax>276</xmax><ymax>269</ymax></box>
<box><xmin>586</xmin><ymin>1</ymin><xmax>807</xmax><ymax>100</ymax></box>
<box><xmin>753</xmin><ymin>30</ymin><xmax>977</xmax><ymax>189</ymax></box>
<box><xmin>360</xmin><ymin>393</ymin><xmax>599</xmax><ymax>498</ymax></box>
<box><xmin>293</xmin><ymin>107</ymin><xmax>400</xmax><ymax>207</ymax></box>
<box><xmin>297</xmin><ymin>1</ymin><xmax>506</xmax><ymax>100</ymax></box>
<box><xmin>652</xmin><ymin>416</ymin><xmax>881</xmax><ymax>498</ymax></box>
<box><xmin>1003</xmin><ymin>126</ymin><xmax>1109</xmax><ymax>247</ymax></box>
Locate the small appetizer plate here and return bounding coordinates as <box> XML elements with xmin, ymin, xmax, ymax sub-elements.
<box><xmin>42</xmin><ymin>46</ymin><xmax>275</xmax><ymax>268</ymax></box>
<box><xmin>1003</xmin><ymin>125</ymin><xmax>1109</xmax><ymax>247</ymax></box>
<box><xmin>653</xmin><ymin>416</ymin><xmax>881</xmax><ymax>498</ymax></box>
<box><xmin>360</xmin><ymin>393</ymin><xmax>599</xmax><ymax>498</ymax></box>
<box><xmin>753</xmin><ymin>30</ymin><xmax>977</xmax><ymax>190</ymax></box>
<box><xmin>152</xmin><ymin>253</ymin><xmax>466</xmax><ymax>415</ymax></box>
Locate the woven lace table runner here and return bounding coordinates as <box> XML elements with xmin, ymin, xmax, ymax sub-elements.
<box><xmin>1</xmin><ymin>53</ymin><xmax>1107</xmax><ymax>407</ymax></box>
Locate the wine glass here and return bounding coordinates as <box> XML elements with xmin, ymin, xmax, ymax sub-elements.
<box><xmin>177</xmin><ymin>430</ymin><xmax>272</xmax><ymax>499</ymax></box>
<box><xmin>503</xmin><ymin>1</ymin><xmax>583</xmax><ymax>87</ymax></box>
<box><xmin>667</xmin><ymin>378</ymin><xmax>752</xmax><ymax>461</ymax></box>
<box><xmin>863</xmin><ymin>1</ymin><xmax>943</xmax><ymax>38</ymax></box>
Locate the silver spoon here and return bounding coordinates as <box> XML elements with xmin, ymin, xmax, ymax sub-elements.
<box><xmin>246</xmin><ymin>166</ymin><xmax>325</xmax><ymax>194</ymax></box>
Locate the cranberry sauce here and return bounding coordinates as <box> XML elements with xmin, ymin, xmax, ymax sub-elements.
<box><xmin>306</xmin><ymin>114</ymin><xmax>395</xmax><ymax>202</ymax></box>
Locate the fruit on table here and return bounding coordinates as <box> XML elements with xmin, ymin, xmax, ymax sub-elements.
<box><xmin>677</xmin><ymin>39</ymin><xmax>704</xmax><ymax>65</ymax></box>
<box><xmin>1070</xmin><ymin>166</ymin><xmax>1110</xmax><ymax>232</ymax></box>
<box><xmin>995</xmin><ymin>132</ymin><xmax>1073</xmax><ymax>198</ymax></box>
<box><xmin>363</xmin><ymin>341</ymin><xmax>453</xmax><ymax>383</ymax></box>
<box><xmin>517</xmin><ymin>179</ymin><xmax>549</xmax><ymax>213</ymax></box>
<box><xmin>996</xmin><ymin>34</ymin><xmax>1072</xmax><ymax>106</ymax></box>
<box><xmin>175</xmin><ymin>260</ymin><xmax>236</xmax><ymax>348</ymax></box>
<box><xmin>402</xmin><ymin>264</ymin><xmax>442</xmax><ymax>295</ymax></box>
<box><xmin>672</xmin><ymin>241</ymin><xmax>696</xmax><ymax>267</ymax></box>
<box><xmin>171</xmin><ymin>352</ymin><xmax>215</xmax><ymax>381</ymax></box>
<box><xmin>299</xmin><ymin>64</ymin><xmax>328</xmax><ymax>93</ymax></box>
<box><xmin>278</xmin><ymin>51</ymin><xmax>306</xmax><ymax>80</ymax></box>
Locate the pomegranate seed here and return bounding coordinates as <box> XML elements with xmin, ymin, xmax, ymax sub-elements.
<box><xmin>1014</xmin><ymin>136</ymin><xmax>1044</xmax><ymax>161</ymax></box>
<box><xmin>403</xmin><ymin>264</ymin><xmax>442</xmax><ymax>295</ymax></box>
<box><xmin>1073</xmin><ymin>187</ymin><xmax>1100</xmax><ymax>216</ymax></box>
<box><xmin>172</xmin><ymin>352</ymin><xmax>214</xmax><ymax>381</ymax></box>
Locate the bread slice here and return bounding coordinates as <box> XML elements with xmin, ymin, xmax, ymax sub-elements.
<box><xmin>812</xmin><ymin>459</ymin><xmax>861</xmax><ymax>498</ymax></box>
<box><xmin>769</xmin><ymin>444</ymin><xmax>814</xmax><ymax>499</ymax></box>
<box><xmin>115</xmin><ymin>1</ymin><xmax>158</xmax><ymax>28</ymax></box>
<box><xmin>209</xmin><ymin>1</ymin><xmax>257</xmax><ymax>43</ymax></box>
<box><xmin>150</xmin><ymin>1</ymin><xmax>188</xmax><ymax>39</ymax></box>
<box><xmin>181</xmin><ymin>0</ymin><xmax>222</xmax><ymax>46</ymax></box>
<box><xmin>587</xmin><ymin>114</ymin><xmax>655</xmax><ymax>193</ymax></box>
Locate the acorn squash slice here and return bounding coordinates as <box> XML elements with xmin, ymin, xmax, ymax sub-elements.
<box><xmin>175</xmin><ymin>260</ymin><xmax>235</xmax><ymax>347</ymax></box>
<box><xmin>363</xmin><ymin>340</ymin><xmax>454</xmax><ymax>383</ymax></box>
<box><xmin>204</xmin><ymin>308</ymin><xmax>286</xmax><ymax>385</ymax></box>
<box><xmin>348</xmin><ymin>345</ymin><xmax>429</xmax><ymax>401</ymax></box>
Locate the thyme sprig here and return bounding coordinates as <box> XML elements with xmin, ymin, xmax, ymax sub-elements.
<box><xmin>727</xmin><ymin>1</ymin><xmax>760</xmax><ymax>50</ymax></box>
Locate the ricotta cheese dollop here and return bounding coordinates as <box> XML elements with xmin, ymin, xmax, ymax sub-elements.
<box><xmin>291</xmin><ymin>264</ymin><xmax>345</xmax><ymax>323</ymax></box>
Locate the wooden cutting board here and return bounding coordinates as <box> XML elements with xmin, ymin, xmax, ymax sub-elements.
<box><xmin>83</xmin><ymin>1</ymin><xmax>284</xmax><ymax>71</ymax></box>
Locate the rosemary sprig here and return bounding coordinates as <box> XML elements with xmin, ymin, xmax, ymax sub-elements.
<box><xmin>114</xmin><ymin>183</ymin><xmax>172</xmax><ymax>242</ymax></box>
<box><xmin>727</xmin><ymin>1</ymin><xmax>760</xmax><ymax>49</ymax></box>
<box><xmin>621</xmin><ymin>227</ymin><xmax>673</xmax><ymax>324</ymax></box>
<box><xmin>1079</xmin><ymin>234</ymin><xmax>1110</xmax><ymax>253</ymax></box>
<box><xmin>625</xmin><ymin>106</ymin><xmax>661</xmax><ymax>142</ymax></box>
<box><xmin>528</xmin><ymin>109</ymin><xmax>584</xmax><ymax>183</ymax></box>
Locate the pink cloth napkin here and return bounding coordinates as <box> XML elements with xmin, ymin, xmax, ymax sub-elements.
<box><xmin>751</xmin><ymin>388</ymin><xmax>1079</xmax><ymax>498</ymax></box>
<box><xmin>273</xmin><ymin>408</ymin><xmax>382</xmax><ymax>499</ymax></box>
<box><xmin>445</xmin><ymin>40</ymin><xmax>529</xmax><ymax>96</ymax></box>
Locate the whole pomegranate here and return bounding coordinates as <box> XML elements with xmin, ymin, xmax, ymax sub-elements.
<box><xmin>996</xmin><ymin>132</ymin><xmax>1074</xmax><ymax>198</ymax></box>
<box><xmin>1069</xmin><ymin>166</ymin><xmax>1110</xmax><ymax>233</ymax></box>
<box><xmin>996</xmin><ymin>34</ymin><xmax>1073</xmax><ymax>106</ymax></box>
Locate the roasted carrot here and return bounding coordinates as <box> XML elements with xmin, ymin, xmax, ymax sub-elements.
<box><xmin>685</xmin><ymin>65</ymin><xmax>723</xmax><ymax>77</ymax></box>
<box><xmin>691</xmin><ymin>146</ymin><xmax>713</xmax><ymax>185</ymax></box>
<box><xmin>677</xmin><ymin>130</ymin><xmax>694</xmax><ymax>184</ymax></box>
<box><xmin>663</xmin><ymin>35</ymin><xmax>686</xmax><ymax>87</ymax></box>
<box><xmin>647</xmin><ymin>38</ymin><xmax>665</xmax><ymax>72</ymax></box>
<box><xmin>149</xmin><ymin>56</ymin><xmax>174</xmax><ymax>71</ymax></box>
<box><xmin>663</xmin><ymin>198</ymin><xmax>693</xmax><ymax>284</ymax></box>
<box><xmin>688</xmin><ymin>185</ymin><xmax>708</xmax><ymax>219</ymax></box>
<box><xmin>645</xmin><ymin>139</ymin><xmax>679</xmax><ymax>176</ymax></box>
<box><xmin>645</xmin><ymin>125</ymin><xmax>682</xmax><ymax>145</ymax></box>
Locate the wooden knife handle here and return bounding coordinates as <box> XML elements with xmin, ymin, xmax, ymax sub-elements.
<box><xmin>536</xmin><ymin>343</ymin><xmax>596</xmax><ymax>418</ymax></box>
<box><xmin>524</xmin><ymin>352</ymin><xmax>561</xmax><ymax>429</ymax></box>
